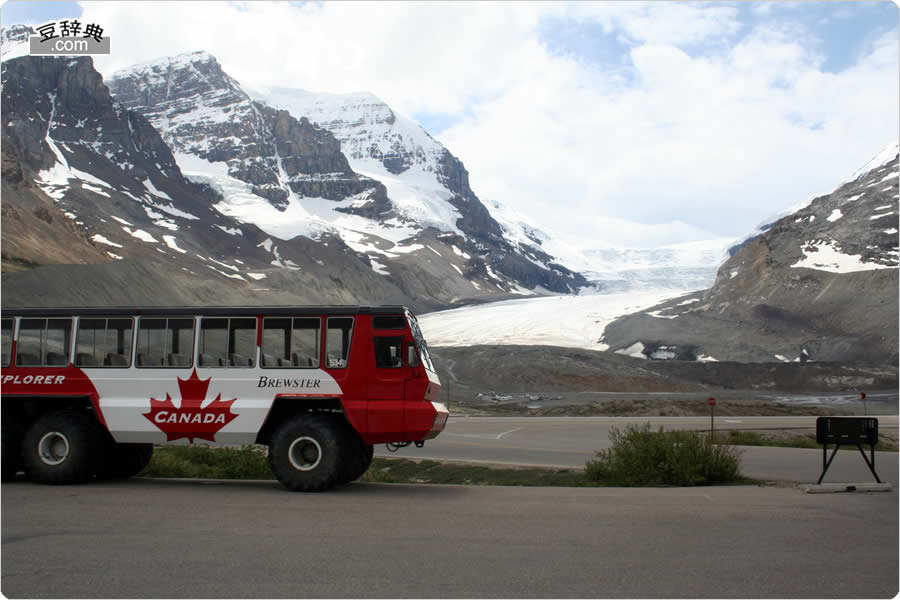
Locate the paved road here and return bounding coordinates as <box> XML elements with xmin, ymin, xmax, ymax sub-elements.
<box><xmin>379</xmin><ymin>416</ymin><xmax>900</xmax><ymax>484</ymax></box>
<box><xmin>2</xmin><ymin>479</ymin><xmax>897</xmax><ymax>598</ymax></box>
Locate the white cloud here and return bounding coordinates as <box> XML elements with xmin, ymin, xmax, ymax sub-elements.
<box><xmin>76</xmin><ymin>1</ymin><xmax>898</xmax><ymax>247</ymax></box>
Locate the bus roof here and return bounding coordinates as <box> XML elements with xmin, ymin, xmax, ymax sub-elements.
<box><xmin>1</xmin><ymin>306</ymin><xmax>413</xmax><ymax>318</ymax></box>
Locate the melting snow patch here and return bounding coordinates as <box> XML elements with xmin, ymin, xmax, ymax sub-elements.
<box><xmin>647</xmin><ymin>310</ymin><xmax>679</xmax><ymax>320</ymax></box>
<box><xmin>208</xmin><ymin>257</ymin><xmax>240</xmax><ymax>271</ymax></box>
<box><xmin>92</xmin><ymin>234</ymin><xmax>123</xmax><ymax>248</ymax></box>
<box><xmin>615</xmin><ymin>342</ymin><xmax>647</xmax><ymax>359</ymax></box>
<box><xmin>452</xmin><ymin>246</ymin><xmax>471</xmax><ymax>259</ymax></box>
<box><xmin>451</xmin><ymin>264</ymin><xmax>463</xmax><ymax>276</ymax></box>
<box><xmin>730</xmin><ymin>270</ymin><xmax>739</xmax><ymax>279</ymax></box>
<box><xmin>879</xmin><ymin>171</ymin><xmax>899</xmax><ymax>183</ymax></box>
<box><xmin>64</xmin><ymin>212</ymin><xmax>77</xmax><ymax>219</ymax></box>
<box><xmin>844</xmin><ymin>193</ymin><xmax>863</xmax><ymax>203</ymax></box>
<box><xmin>111</xmin><ymin>215</ymin><xmax>133</xmax><ymax>226</ymax></box>
<box><xmin>426</xmin><ymin>245</ymin><xmax>442</xmax><ymax>256</ymax></box>
<box><xmin>81</xmin><ymin>182</ymin><xmax>111</xmax><ymax>197</ymax></box>
<box><xmin>808</xmin><ymin>215</ymin><xmax>816</xmax><ymax>222</ymax></box>
<box><xmin>885</xmin><ymin>228</ymin><xmax>898</xmax><ymax>235</ymax></box>
<box><xmin>216</xmin><ymin>225</ymin><xmax>242</xmax><ymax>236</ymax></box>
<box><xmin>106</xmin><ymin>252</ymin><xmax>124</xmax><ymax>260</ymax></box>
<box><xmin>247</xmin><ymin>273</ymin><xmax>267</xmax><ymax>280</ymax></box>
<box><xmin>696</xmin><ymin>354</ymin><xmax>718</xmax><ymax>362</ymax></box>
<box><xmin>122</xmin><ymin>227</ymin><xmax>158</xmax><ymax>243</ymax></box>
<box><xmin>791</xmin><ymin>240</ymin><xmax>894</xmax><ymax>273</ymax></box>
<box><xmin>677</xmin><ymin>298</ymin><xmax>700</xmax><ymax>306</ymax></box>
<box><xmin>774</xmin><ymin>354</ymin><xmax>790</xmax><ymax>363</ymax></box>
<box><xmin>207</xmin><ymin>265</ymin><xmax>247</xmax><ymax>281</ymax></box>
<box><xmin>650</xmin><ymin>347</ymin><xmax>676</xmax><ymax>360</ymax></box>
<box><xmin>370</xmin><ymin>260</ymin><xmax>390</xmax><ymax>276</ymax></box>
<box><xmin>871</xmin><ymin>212</ymin><xmax>895</xmax><ymax>220</ymax></box>
<box><xmin>162</xmin><ymin>235</ymin><xmax>187</xmax><ymax>254</ymax></box>
<box><xmin>827</xmin><ymin>209</ymin><xmax>843</xmax><ymax>222</ymax></box>
<box><xmin>142</xmin><ymin>178</ymin><xmax>173</xmax><ymax>201</ymax></box>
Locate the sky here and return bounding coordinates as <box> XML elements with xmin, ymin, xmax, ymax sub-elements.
<box><xmin>1</xmin><ymin>0</ymin><xmax>897</xmax><ymax>248</ymax></box>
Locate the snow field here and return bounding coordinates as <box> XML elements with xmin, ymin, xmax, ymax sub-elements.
<box><xmin>417</xmin><ymin>289</ymin><xmax>688</xmax><ymax>351</ymax></box>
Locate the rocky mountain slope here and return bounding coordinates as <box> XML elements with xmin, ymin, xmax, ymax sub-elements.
<box><xmin>602</xmin><ymin>143</ymin><xmax>899</xmax><ymax>364</ymax></box>
<box><xmin>105</xmin><ymin>53</ymin><xmax>585</xmax><ymax>300</ymax></box>
<box><xmin>0</xmin><ymin>27</ymin><xmax>419</xmax><ymax>309</ymax></box>
<box><xmin>252</xmin><ymin>87</ymin><xmax>585</xmax><ymax>293</ymax></box>
<box><xmin>1</xmin><ymin>27</ymin><xmax>583</xmax><ymax>308</ymax></box>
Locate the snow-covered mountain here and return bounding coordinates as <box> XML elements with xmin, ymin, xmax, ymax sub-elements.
<box><xmin>106</xmin><ymin>55</ymin><xmax>585</xmax><ymax>299</ymax></box>
<box><xmin>0</xmin><ymin>31</ymin><xmax>421</xmax><ymax>308</ymax></box>
<box><xmin>601</xmin><ymin>141</ymin><xmax>899</xmax><ymax>364</ymax></box>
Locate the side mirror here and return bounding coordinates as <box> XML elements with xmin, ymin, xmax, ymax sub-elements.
<box><xmin>407</xmin><ymin>345</ymin><xmax>420</xmax><ymax>368</ymax></box>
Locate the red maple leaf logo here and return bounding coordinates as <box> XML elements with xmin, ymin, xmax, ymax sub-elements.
<box><xmin>143</xmin><ymin>370</ymin><xmax>238</xmax><ymax>442</ymax></box>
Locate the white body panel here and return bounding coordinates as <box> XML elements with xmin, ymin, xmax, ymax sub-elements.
<box><xmin>88</xmin><ymin>366</ymin><xmax>343</xmax><ymax>444</ymax></box>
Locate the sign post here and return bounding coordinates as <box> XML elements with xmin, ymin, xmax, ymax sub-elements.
<box><xmin>708</xmin><ymin>397</ymin><xmax>716</xmax><ymax>436</ymax></box>
<box><xmin>815</xmin><ymin>417</ymin><xmax>881</xmax><ymax>484</ymax></box>
<box><xmin>861</xmin><ymin>391</ymin><xmax>867</xmax><ymax>416</ymax></box>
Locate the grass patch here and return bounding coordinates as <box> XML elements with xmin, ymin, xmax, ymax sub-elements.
<box><xmin>140</xmin><ymin>445</ymin><xmax>275</xmax><ymax>480</ymax></box>
<box><xmin>713</xmin><ymin>430</ymin><xmax>898</xmax><ymax>452</ymax></box>
<box><xmin>585</xmin><ymin>423</ymin><xmax>746</xmax><ymax>486</ymax></box>
<box><xmin>361</xmin><ymin>458</ymin><xmax>590</xmax><ymax>486</ymax></box>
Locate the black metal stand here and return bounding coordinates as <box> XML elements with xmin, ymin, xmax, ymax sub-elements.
<box><xmin>817</xmin><ymin>442</ymin><xmax>882</xmax><ymax>485</ymax></box>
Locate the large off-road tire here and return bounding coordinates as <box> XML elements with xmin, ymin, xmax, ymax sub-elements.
<box><xmin>96</xmin><ymin>443</ymin><xmax>154</xmax><ymax>479</ymax></box>
<box><xmin>268</xmin><ymin>413</ymin><xmax>347</xmax><ymax>491</ymax></box>
<box><xmin>340</xmin><ymin>433</ymin><xmax>374</xmax><ymax>484</ymax></box>
<box><xmin>22</xmin><ymin>410</ymin><xmax>103</xmax><ymax>485</ymax></box>
<box><xmin>2</xmin><ymin>413</ymin><xmax>24</xmax><ymax>481</ymax></box>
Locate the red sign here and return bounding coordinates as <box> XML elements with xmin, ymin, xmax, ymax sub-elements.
<box><xmin>708</xmin><ymin>397</ymin><xmax>717</xmax><ymax>407</ymax></box>
<box><xmin>144</xmin><ymin>370</ymin><xmax>238</xmax><ymax>442</ymax></box>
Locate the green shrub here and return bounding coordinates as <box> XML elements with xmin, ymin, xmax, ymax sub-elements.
<box><xmin>585</xmin><ymin>423</ymin><xmax>742</xmax><ymax>486</ymax></box>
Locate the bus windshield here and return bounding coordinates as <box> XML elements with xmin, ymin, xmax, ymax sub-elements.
<box><xmin>406</xmin><ymin>313</ymin><xmax>435</xmax><ymax>372</ymax></box>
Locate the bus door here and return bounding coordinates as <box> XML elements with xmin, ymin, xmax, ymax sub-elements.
<box><xmin>366</xmin><ymin>334</ymin><xmax>413</xmax><ymax>438</ymax></box>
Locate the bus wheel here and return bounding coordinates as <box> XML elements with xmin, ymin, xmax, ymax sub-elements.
<box><xmin>269</xmin><ymin>413</ymin><xmax>344</xmax><ymax>491</ymax></box>
<box><xmin>2</xmin><ymin>413</ymin><xmax>24</xmax><ymax>481</ymax></box>
<box><xmin>341</xmin><ymin>435</ymin><xmax>374</xmax><ymax>484</ymax></box>
<box><xmin>22</xmin><ymin>410</ymin><xmax>102</xmax><ymax>485</ymax></box>
<box><xmin>97</xmin><ymin>443</ymin><xmax>154</xmax><ymax>479</ymax></box>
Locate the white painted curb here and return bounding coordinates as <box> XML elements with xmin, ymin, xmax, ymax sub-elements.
<box><xmin>803</xmin><ymin>482</ymin><xmax>893</xmax><ymax>493</ymax></box>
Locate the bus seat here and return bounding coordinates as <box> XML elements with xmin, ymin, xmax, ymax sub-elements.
<box><xmin>75</xmin><ymin>353</ymin><xmax>98</xmax><ymax>367</ymax></box>
<box><xmin>228</xmin><ymin>353</ymin><xmax>247</xmax><ymax>367</ymax></box>
<box><xmin>199</xmin><ymin>353</ymin><xmax>216</xmax><ymax>367</ymax></box>
<box><xmin>278</xmin><ymin>357</ymin><xmax>291</xmax><ymax>367</ymax></box>
<box><xmin>263</xmin><ymin>353</ymin><xmax>276</xmax><ymax>367</ymax></box>
<box><xmin>167</xmin><ymin>353</ymin><xmax>189</xmax><ymax>367</ymax></box>
<box><xmin>104</xmin><ymin>353</ymin><xmax>128</xmax><ymax>367</ymax></box>
<box><xmin>16</xmin><ymin>352</ymin><xmax>39</xmax><ymax>366</ymax></box>
<box><xmin>46</xmin><ymin>352</ymin><xmax>68</xmax><ymax>366</ymax></box>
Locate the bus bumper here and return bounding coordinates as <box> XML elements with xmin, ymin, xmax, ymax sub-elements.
<box><xmin>422</xmin><ymin>402</ymin><xmax>449</xmax><ymax>440</ymax></box>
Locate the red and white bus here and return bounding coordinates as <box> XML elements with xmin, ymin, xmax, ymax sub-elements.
<box><xmin>0</xmin><ymin>306</ymin><xmax>448</xmax><ymax>491</ymax></box>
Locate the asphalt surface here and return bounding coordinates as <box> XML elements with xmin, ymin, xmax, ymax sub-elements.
<box><xmin>1</xmin><ymin>479</ymin><xmax>897</xmax><ymax>598</ymax></box>
<box><xmin>379</xmin><ymin>416</ymin><xmax>900</xmax><ymax>484</ymax></box>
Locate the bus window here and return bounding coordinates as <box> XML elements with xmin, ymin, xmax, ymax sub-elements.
<box><xmin>373</xmin><ymin>315</ymin><xmax>406</xmax><ymax>330</ymax></box>
<box><xmin>374</xmin><ymin>336</ymin><xmax>403</xmax><ymax>368</ymax></box>
<box><xmin>16</xmin><ymin>318</ymin><xmax>72</xmax><ymax>366</ymax></box>
<box><xmin>1</xmin><ymin>319</ymin><xmax>12</xmax><ymax>367</ymax></box>
<box><xmin>75</xmin><ymin>318</ymin><xmax>134</xmax><ymax>367</ymax></box>
<box><xmin>199</xmin><ymin>317</ymin><xmax>256</xmax><ymax>367</ymax></box>
<box><xmin>291</xmin><ymin>318</ymin><xmax>320</xmax><ymax>368</ymax></box>
<box><xmin>136</xmin><ymin>318</ymin><xmax>194</xmax><ymax>368</ymax></box>
<box><xmin>262</xmin><ymin>317</ymin><xmax>320</xmax><ymax>368</ymax></box>
<box><xmin>325</xmin><ymin>317</ymin><xmax>353</xmax><ymax>369</ymax></box>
